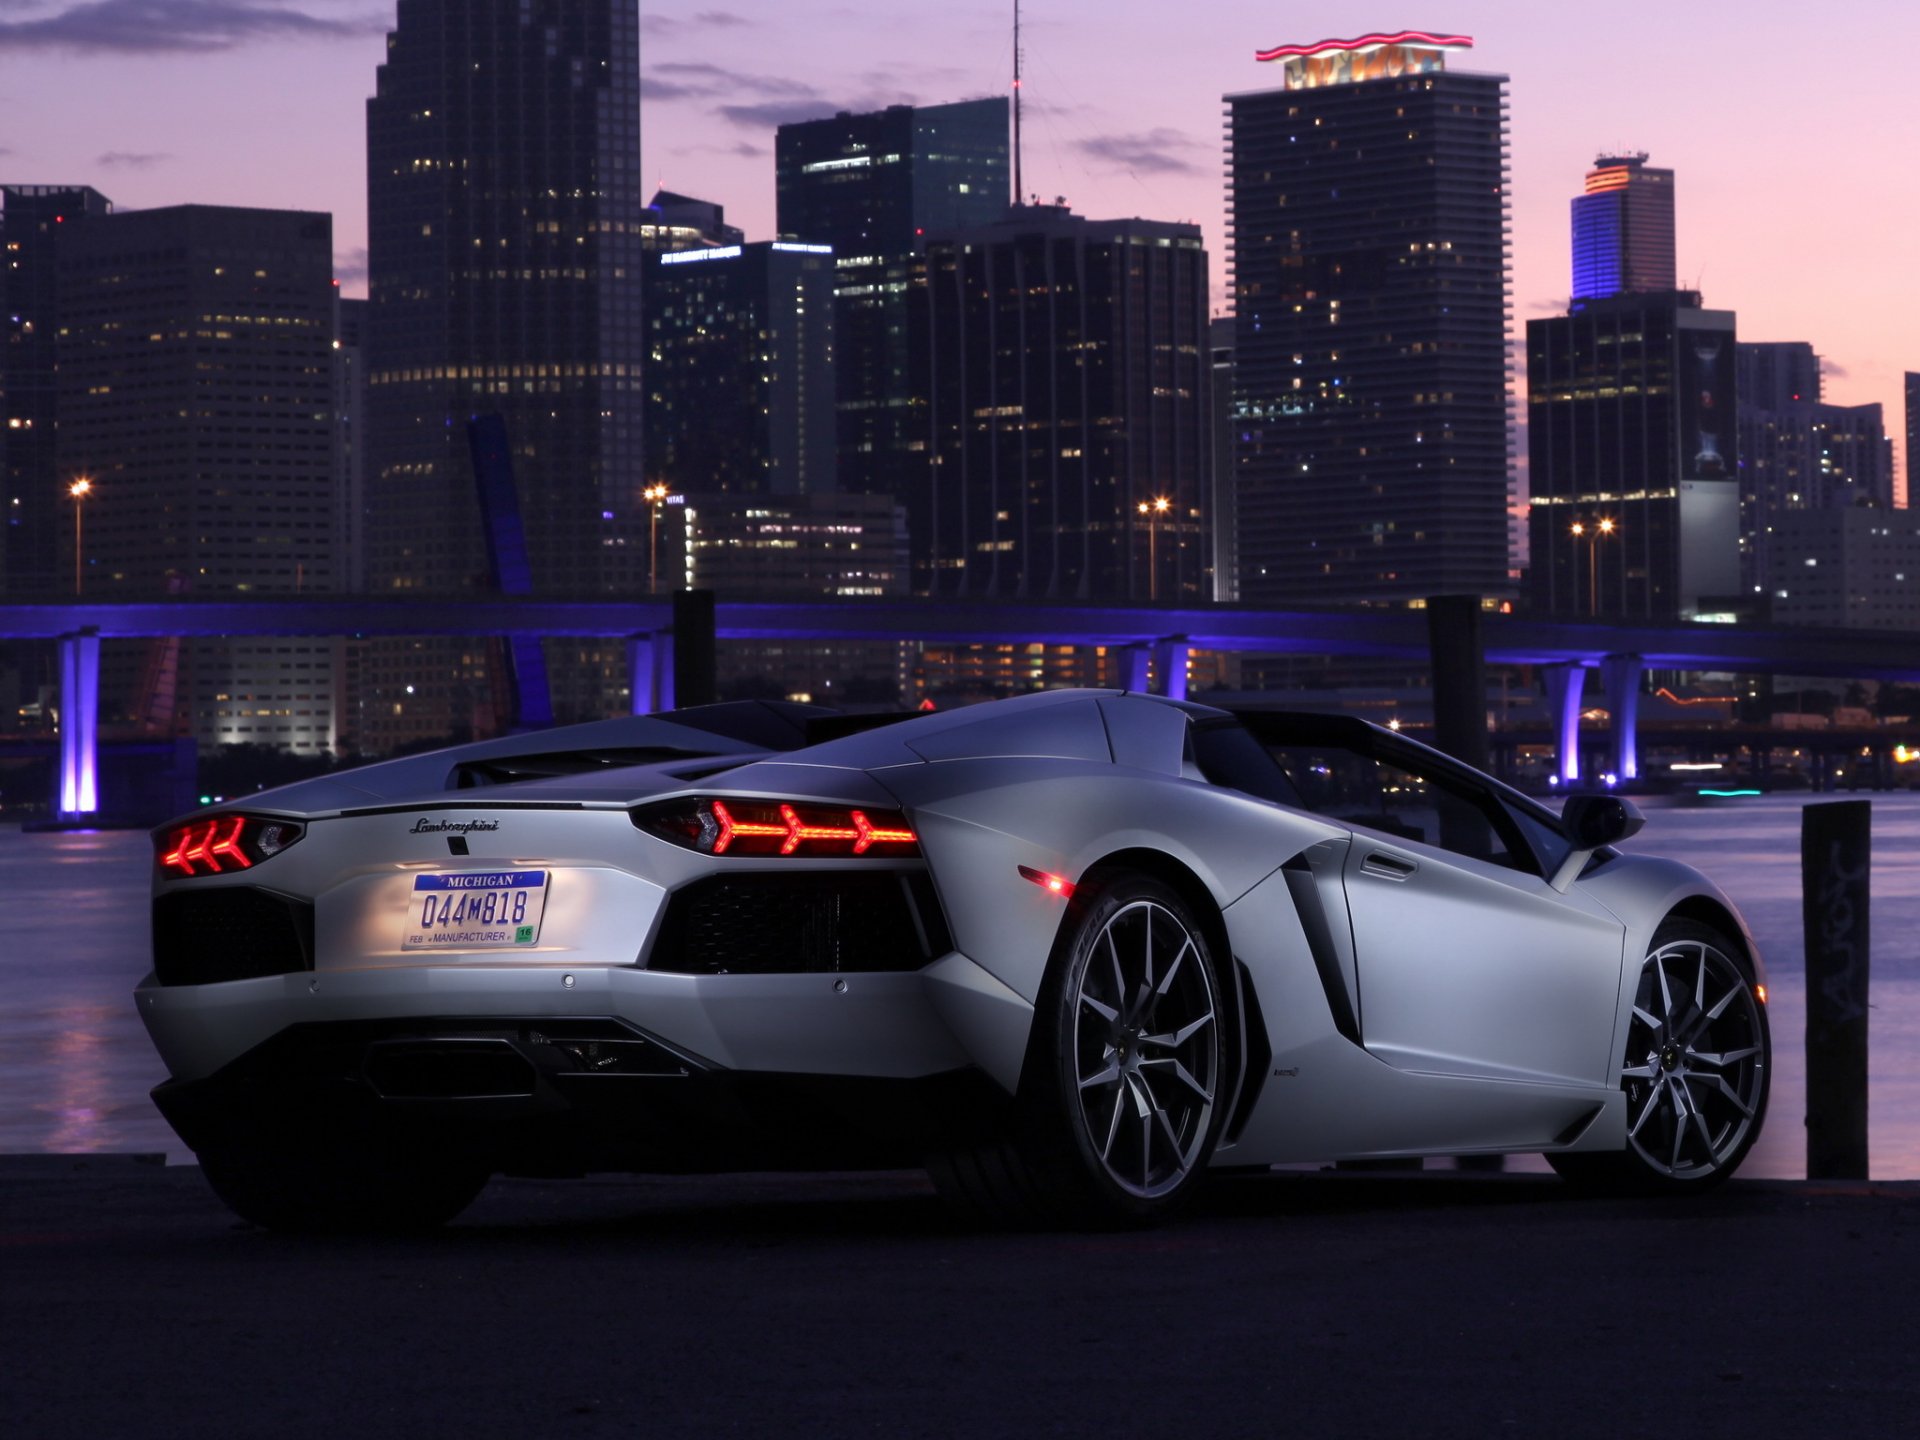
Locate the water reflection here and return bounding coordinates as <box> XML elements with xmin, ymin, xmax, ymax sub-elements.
<box><xmin>2</xmin><ymin>792</ymin><xmax>1916</xmax><ymax>1175</ymax></box>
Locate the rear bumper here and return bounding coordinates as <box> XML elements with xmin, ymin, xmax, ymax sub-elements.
<box><xmin>137</xmin><ymin>960</ymin><xmax>977</xmax><ymax>1083</ymax></box>
<box><xmin>150</xmin><ymin>1015</ymin><xmax>1008</xmax><ymax>1176</ymax></box>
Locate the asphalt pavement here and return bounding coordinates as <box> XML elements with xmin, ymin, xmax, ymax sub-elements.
<box><xmin>2</xmin><ymin>1156</ymin><xmax>1916</xmax><ymax>1440</ymax></box>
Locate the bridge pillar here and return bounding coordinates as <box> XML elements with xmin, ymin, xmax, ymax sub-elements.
<box><xmin>1151</xmin><ymin>640</ymin><xmax>1190</xmax><ymax>701</ymax></box>
<box><xmin>58</xmin><ymin>629</ymin><xmax>101</xmax><ymax>818</ymax></box>
<box><xmin>629</xmin><ymin>631</ymin><xmax>675</xmax><ymax>714</ymax></box>
<box><xmin>1542</xmin><ymin>661</ymin><xmax>1591</xmax><ymax>787</ymax></box>
<box><xmin>1123</xmin><ymin>644</ymin><xmax>1152</xmax><ymax>694</ymax></box>
<box><xmin>1601</xmin><ymin>653</ymin><xmax>1644</xmax><ymax>783</ymax></box>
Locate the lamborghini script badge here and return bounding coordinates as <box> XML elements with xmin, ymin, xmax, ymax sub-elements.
<box><xmin>409</xmin><ymin>818</ymin><xmax>501</xmax><ymax>835</ymax></box>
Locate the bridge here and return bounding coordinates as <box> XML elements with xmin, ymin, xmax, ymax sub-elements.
<box><xmin>10</xmin><ymin>596</ymin><xmax>1920</xmax><ymax>818</ymax></box>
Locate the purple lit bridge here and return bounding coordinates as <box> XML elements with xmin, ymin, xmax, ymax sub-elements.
<box><xmin>10</xmin><ymin>597</ymin><xmax>1920</xmax><ymax>819</ymax></box>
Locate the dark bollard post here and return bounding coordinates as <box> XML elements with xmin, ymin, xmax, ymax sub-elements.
<box><xmin>673</xmin><ymin>588</ymin><xmax>716</xmax><ymax>710</ymax></box>
<box><xmin>1425</xmin><ymin>595</ymin><xmax>1488</xmax><ymax>772</ymax></box>
<box><xmin>1802</xmin><ymin>800</ymin><xmax>1870</xmax><ymax>1180</ymax></box>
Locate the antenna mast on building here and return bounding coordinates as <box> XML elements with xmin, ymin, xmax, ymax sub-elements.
<box><xmin>1012</xmin><ymin>1</ymin><xmax>1024</xmax><ymax>206</ymax></box>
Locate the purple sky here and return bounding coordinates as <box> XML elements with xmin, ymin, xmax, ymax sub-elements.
<box><xmin>3</xmin><ymin>1</ymin><xmax>1915</xmax><ymax>480</ymax></box>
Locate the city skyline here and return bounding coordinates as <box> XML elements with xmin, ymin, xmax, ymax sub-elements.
<box><xmin>2</xmin><ymin>0</ymin><xmax>1915</xmax><ymax>466</ymax></box>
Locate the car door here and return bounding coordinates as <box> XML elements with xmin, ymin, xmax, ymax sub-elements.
<box><xmin>1278</xmin><ymin>740</ymin><xmax>1627</xmax><ymax>1089</ymax></box>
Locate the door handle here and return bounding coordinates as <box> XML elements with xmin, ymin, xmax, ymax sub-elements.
<box><xmin>1362</xmin><ymin>852</ymin><xmax>1417</xmax><ymax>880</ymax></box>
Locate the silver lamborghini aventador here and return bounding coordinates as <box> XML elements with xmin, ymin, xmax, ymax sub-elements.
<box><xmin>138</xmin><ymin>689</ymin><xmax>1770</xmax><ymax>1231</ymax></box>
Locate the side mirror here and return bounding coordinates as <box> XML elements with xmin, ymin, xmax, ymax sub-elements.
<box><xmin>1561</xmin><ymin>793</ymin><xmax>1645</xmax><ymax>849</ymax></box>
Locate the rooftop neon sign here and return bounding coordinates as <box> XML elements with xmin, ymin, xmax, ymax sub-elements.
<box><xmin>1255</xmin><ymin>30</ymin><xmax>1473</xmax><ymax>89</ymax></box>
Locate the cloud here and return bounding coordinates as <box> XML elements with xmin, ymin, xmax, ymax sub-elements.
<box><xmin>717</xmin><ymin>99</ymin><xmax>840</xmax><ymax>130</ymax></box>
<box><xmin>1075</xmin><ymin>128</ymin><xmax>1207</xmax><ymax>177</ymax></box>
<box><xmin>641</xmin><ymin>9</ymin><xmax>751</xmax><ymax>40</ymax></box>
<box><xmin>333</xmin><ymin>245</ymin><xmax>367</xmax><ymax>284</ymax></box>
<box><xmin>97</xmin><ymin>149</ymin><xmax>170</xmax><ymax>167</ymax></box>
<box><xmin>1821</xmin><ymin>357</ymin><xmax>1851</xmax><ymax>380</ymax></box>
<box><xmin>0</xmin><ymin>1</ymin><xmax>384</xmax><ymax>55</ymax></box>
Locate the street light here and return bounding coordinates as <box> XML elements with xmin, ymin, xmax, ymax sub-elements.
<box><xmin>1138</xmin><ymin>495</ymin><xmax>1172</xmax><ymax>601</ymax></box>
<box><xmin>68</xmin><ymin>478</ymin><xmax>92</xmax><ymax>597</ymax></box>
<box><xmin>1570</xmin><ymin>516</ymin><xmax>1617</xmax><ymax>615</ymax></box>
<box><xmin>644</xmin><ymin>483</ymin><xmax>669</xmax><ymax>594</ymax></box>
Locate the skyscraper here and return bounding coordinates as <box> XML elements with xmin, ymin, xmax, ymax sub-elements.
<box><xmin>1570</xmin><ymin>153</ymin><xmax>1676</xmax><ymax>302</ymax></box>
<box><xmin>55</xmin><ymin>204</ymin><xmax>343</xmax><ymax>751</ymax></box>
<box><xmin>644</xmin><ymin>241</ymin><xmax>836</xmax><ymax>501</ymax></box>
<box><xmin>920</xmin><ymin>205</ymin><xmax>1212</xmax><ymax>602</ymax></box>
<box><xmin>1737</xmin><ymin>341</ymin><xmax>1894</xmax><ymax>595</ymax></box>
<box><xmin>2</xmin><ymin>184</ymin><xmax>112</xmax><ymax>599</ymax></box>
<box><xmin>1906</xmin><ymin>371</ymin><xmax>1918</xmax><ymax>510</ymax></box>
<box><xmin>775</xmin><ymin>99</ymin><xmax>1008</xmax><ymax>511</ymax></box>
<box><xmin>1526</xmin><ymin>291</ymin><xmax>1739</xmax><ymax>620</ymax></box>
<box><xmin>1228</xmin><ymin>34</ymin><xmax>1512</xmax><ymax>608</ymax></box>
<box><xmin>364</xmin><ymin>0</ymin><xmax>644</xmax><ymax>744</ymax></box>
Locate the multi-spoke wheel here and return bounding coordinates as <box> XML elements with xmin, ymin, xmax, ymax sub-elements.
<box><xmin>1551</xmin><ymin>918</ymin><xmax>1769</xmax><ymax>1193</ymax></box>
<box><xmin>929</xmin><ymin>871</ymin><xmax>1231</xmax><ymax>1227</ymax></box>
<box><xmin>1067</xmin><ymin>892</ymin><xmax>1222</xmax><ymax>1201</ymax></box>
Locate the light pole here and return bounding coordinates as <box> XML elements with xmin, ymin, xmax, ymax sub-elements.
<box><xmin>644</xmin><ymin>483</ymin><xmax>669</xmax><ymax>594</ymax></box>
<box><xmin>1571</xmin><ymin>516</ymin><xmax>1616</xmax><ymax>615</ymax></box>
<box><xmin>68</xmin><ymin>478</ymin><xmax>92</xmax><ymax>597</ymax></box>
<box><xmin>1137</xmin><ymin>495</ymin><xmax>1171</xmax><ymax>601</ymax></box>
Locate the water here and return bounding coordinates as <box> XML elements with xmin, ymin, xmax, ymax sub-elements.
<box><xmin>2</xmin><ymin>796</ymin><xmax>1916</xmax><ymax>1174</ymax></box>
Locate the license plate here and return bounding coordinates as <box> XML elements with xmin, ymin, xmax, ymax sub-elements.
<box><xmin>405</xmin><ymin>871</ymin><xmax>548</xmax><ymax>949</ymax></box>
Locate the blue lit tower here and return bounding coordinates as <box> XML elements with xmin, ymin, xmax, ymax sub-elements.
<box><xmin>1570</xmin><ymin>153</ymin><xmax>1675</xmax><ymax>302</ymax></box>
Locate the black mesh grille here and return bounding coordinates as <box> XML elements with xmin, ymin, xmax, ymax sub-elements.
<box><xmin>650</xmin><ymin>872</ymin><xmax>942</xmax><ymax>975</ymax></box>
<box><xmin>152</xmin><ymin>888</ymin><xmax>315</xmax><ymax>986</ymax></box>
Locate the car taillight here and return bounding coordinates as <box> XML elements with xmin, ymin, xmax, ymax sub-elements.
<box><xmin>634</xmin><ymin>798</ymin><xmax>919</xmax><ymax>858</ymax></box>
<box><xmin>155</xmin><ymin>815</ymin><xmax>305</xmax><ymax>878</ymax></box>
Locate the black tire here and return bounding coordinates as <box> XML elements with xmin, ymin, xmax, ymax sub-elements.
<box><xmin>931</xmin><ymin>872</ymin><xmax>1231</xmax><ymax>1228</ymax></box>
<box><xmin>199</xmin><ymin>1141</ymin><xmax>490</xmax><ymax>1234</ymax></box>
<box><xmin>1550</xmin><ymin>917</ymin><xmax>1770</xmax><ymax>1195</ymax></box>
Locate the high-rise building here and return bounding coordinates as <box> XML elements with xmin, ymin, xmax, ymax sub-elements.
<box><xmin>1209</xmin><ymin>316</ymin><xmax>1239</xmax><ymax>601</ymax></box>
<box><xmin>364</xmin><ymin>0</ymin><xmax>644</xmax><ymax>745</ymax></box>
<box><xmin>1765</xmin><ymin>509</ymin><xmax>1920</xmax><ymax>631</ymax></box>
<box><xmin>1526</xmin><ymin>291</ymin><xmax>1739</xmax><ymax>620</ymax></box>
<box><xmin>644</xmin><ymin>241</ymin><xmax>836</xmax><ymax>502</ymax></box>
<box><xmin>1570</xmin><ymin>153</ymin><xmax>1676</xmax><ymax>302</ymax></box>
<box><xmin>1228</xmin><ymin>34</ymin><xmax>1512</xmax><ymax>608</ymax></box>
<box><xmin>56</xmin><ymin>204</ymin><xmax>343</xmax><ymax>752</ymax></box>
<box><xmin>775</xmin><ymin>99</ymin><xmax>1008</xmax><ymax>511</ymax></box>
<box><xmin>641</xmin><ymin>190</ymin><xmax>744</xmax><ymax>255</ymax></box>
<box><xmin>920</xmin><ymin>204</ymin><xmax>1212</xmax><ymax>602</ymax></box>
<box><xmin>1737</xmin><ymin>341</ymin><xmax>1894</xmax><ymax>594</ymax></box>
<box><xmin>1905</xmin><ymin>370</ymin><xmax>1918</xmax><ymax>510</ymax></box>
<box><xmin>2</xmin><ymin>184</ymin><xmax>113</xmax><ymax>599</ymax></box>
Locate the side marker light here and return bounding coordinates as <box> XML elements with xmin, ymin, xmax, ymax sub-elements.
<box><xmin>1018</xmin><ymin>865</ymin><xmax>1075</xmax><ymax>898</ymax></box>
<box><xmin>1755</xmin><ymin>984</ymin><xmax>1768</xmax><ymax>1006</ymax></box>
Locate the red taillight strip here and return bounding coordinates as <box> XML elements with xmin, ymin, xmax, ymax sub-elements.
<box><xmin>852</xmin><ymin>811</ymin><xmax>916</xmax><ymax>854</ymax></box>
<box><xmin>709</xmin><ymin>799</ymin><xmax>786</xmax><ymax>856</ymax></box>
<box><xmin>181</xmin><ymin>821</ymin><xmax>216</xmax><ymax>874</ymax></box>
<box><xmin>778</xmin><ymin>803</ymin><xmax>857</xmax><ymax>855</ymax></box>
<box><xmin>207</xmin><ymin>816</ymin><xmax>252</xmax><ymax>870</ymax></box>
<box><xmin>160</xmin><ymin>826</ymin><xmax>198</xmax><ymax>875</ymax></box>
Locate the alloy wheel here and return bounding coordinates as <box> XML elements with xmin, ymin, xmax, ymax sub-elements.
<box><xmin>1622</xmin><ymin>936</ymin><xmax>1767</xmax><ymax>1179</ymax></box>
<box><xmin>1070</xmin><ymin>898</ymin><xmax>1220</xmax><ymax>1198</ymax></box>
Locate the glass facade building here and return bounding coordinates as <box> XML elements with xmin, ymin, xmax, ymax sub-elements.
<box><xmin>921</xmin><ymin>206</ymin><xmax>1212</xmax><ymax>602</ymax></box>
<box><xmin>775</xmin><ymin>100</ymin><xmax>1008</xmax><ymax>514</ymax></box>
<box><xmin>1227</xmin><ymin>63</ymin><xmax>1513</xmax><ymax>608</ymax></box>
<box><xmin>364</xmin><ymin>0</ymin><xmax>644</xmax><ymax>745</ymax></box>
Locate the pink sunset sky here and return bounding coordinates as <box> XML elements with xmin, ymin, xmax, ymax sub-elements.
<box><xmin>3</xmin><ymin>1</ymin><xmax>1916</xmax><ymax>478</ymax></box>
